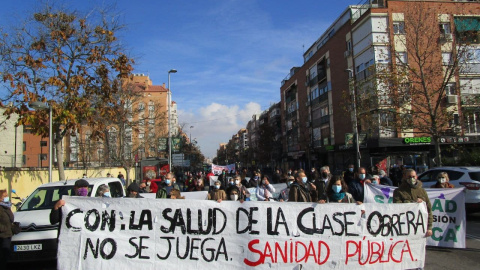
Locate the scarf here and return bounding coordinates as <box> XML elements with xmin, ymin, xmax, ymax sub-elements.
<box><xmin>0</xmin><ymin>201</ymin><xmax>12</xmax><ymax>208</ymax></box>
<box><xmin>331</xmin><ymin>192</ymin><xmax>346</xmax><ymax>202</ymax></box>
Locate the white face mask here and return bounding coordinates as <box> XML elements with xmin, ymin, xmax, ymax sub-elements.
<box><xmin>103</xmin><ymin>192</ymin><xmax>111</xmax><ymax>198</ymax></box>
<box><xmin>230</xmin><ymin>194</ymin><xmax>239</xmax><ymax>201</ymax></box>
<box><xmin>235</xmin><ymin>180</ymin><xmax>240</xmax><ymax>185</ymax></box>
<box><xmin>438</xmin><ymin>177</ymin><xmax>446</xmax><ymax>183</ymax></box>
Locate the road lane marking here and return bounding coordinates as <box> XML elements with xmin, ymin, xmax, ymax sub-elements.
<box><xmin>466</xmin><ymin>234</ymin><xmax>480</xmax><ymax>241</ymax></box>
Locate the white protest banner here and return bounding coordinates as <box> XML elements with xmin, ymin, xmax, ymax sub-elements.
<box><xmin>211</xmin><ymin>164</ymin><xmax>236</xmax><ymax>175</ymax></box>
<box><xmin>364</xmin><ymin>184</ymin><xmax>466</xmax><ymax>248</ymax></box>
<box><xmin>59</xmin><ymin>197</ymin><xmax>428</xmax><ymax>270</ymax></box>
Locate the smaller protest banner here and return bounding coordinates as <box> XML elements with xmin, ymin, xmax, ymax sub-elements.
<box><xmin>364</xmin><ymin>184</ymin><xmax>466</xmax><ymax>248</ymax></box>
<box><xmin>211</xmin><ymin>163</ymin><xmax>236</xmax><ymax>175</ymax></box>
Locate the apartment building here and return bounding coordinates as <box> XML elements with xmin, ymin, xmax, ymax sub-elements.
<box><xmin>280</xmin><ymin>0</ymin><xmax>480</xmax><ymax>172</ymax></box>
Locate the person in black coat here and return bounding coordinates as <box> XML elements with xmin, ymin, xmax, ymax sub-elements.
<box><xmin>50</xmin><ymin>179</ymin><xmax>90</xmax><ymax>236</ymax></box>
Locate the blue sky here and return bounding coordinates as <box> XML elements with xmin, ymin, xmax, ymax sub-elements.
<box><xmin>0</xmin><ymin>0</ymin><xmax>358</xmax><ymax>159</ymax></box>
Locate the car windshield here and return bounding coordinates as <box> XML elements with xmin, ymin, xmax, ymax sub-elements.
<box><xmin>468</xmin><ymin>172</ymin><xmax>480</xmax><ymax>181</ymax></box>
<box><xmin>18</xmin><ymin>185</ymin><xmax>93</xmax><ymax>211</ymax></box>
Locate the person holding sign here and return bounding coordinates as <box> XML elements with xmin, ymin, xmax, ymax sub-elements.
<box><xmin>430</xmin><ymin>172</ymin><xmax>454</xmax><ymax>188</ymax></box>
<box><xmin>279</xmin><ymin>176</ymin><xmax>295</xmax><ymax>202</ymax></box>
<box><xmin>325</xmin><ymin>175</ymin><xmax>362</xmax><ymax>204</ymax></box>
<box><xmin>256</xmin><ymin>175</ymin><xmax>275</xmax><ymax>201</ymax></box>
<box><xmin>207</xmin><ymin>180</ymin><xmax>227</xmax><ymax>202</ymax></box>
<box><xmin>288</xmin><ymin>171</ymin><xmax>317</xmax><ymax>202</ymax></box>
<box><xmin>393</xmin><ymin>169</ymin><xmax>433</xmax><ymax>237</ymax></box>
<box><xmin>50</xmin><ymin>179</ymin><xmax>90</xmax><ymax>235</ymax></box>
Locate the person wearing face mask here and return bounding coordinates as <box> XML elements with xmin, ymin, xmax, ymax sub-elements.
<box><xmin>325</xmin><ymin>176</ymin><xmax>355</xmax><ymax>203</ymax></box>
<box><xmin>0</xmin><ymin>189</ymin><xmax>14</xmax><ymax>268</ymax></box>
<box><xmin>314</xmin><ymin>166</ymin><xmax>331</xmax><ymax>203</ymax></box>
<box><xmin>95</xmin><ymin>184</ymin><xmax>111</xmax><ymax>197</ymax></box>
<box><xmin>248</xmin><ymin>173</ymin><xmax>260</xmax><ymax>188</ymax></box>
<box><xmin>309</xmin><ymin>167</ymin><xmax>320</xmax><ymax>182</ymax></box>
<box><xmin>279</xmin><ymin>176</ymin><xmax>295</xmax><ymax>202</ymax></box>
<box><xmin>289</xmin><ymin>172</ymin><xmax>317</xmax><ymax>202</ymax></box>
<box><xmin>50</xmin><ymin>179</ymin><xmax>90</xmax><ymax>236</ymax></box>
<box><xmin>207</xmin><ymin>181</ymin><xmax>227</xmax><ymax>202</ymax></box>
<box><xmin>393</xmin><ymin>169</ymin><xmax>433</xmax><ymax>237</ymax></box>
<box><xmin>227</xmin><ymin>186</ymin><xmax>242</xmax><ymax>202</ymax></box>
<box><xmin>230</xmin><ymin>176</ymin><xmax>250</xmax><ymax>201</ymax></box>
<box><xmin>378</xmin><ymin>170</ymin><xmax>393</xmax><ymax>186</ymax></box>
<box><xmin>156</xmin><ymin>173</ymin><xmax>179</xmax><ymax>199</ymax></box>
<box><xmin>369</xmin><ymin>175</ymin><xmax>381</xmax><ymax>185</ymax></box>
<box><xmin>430</xmin><ymin>172</ymin><xmax>454</xmax><ymax>188</ymax></box>
<box><xmin>348</xmin><ymin>167</ymin><xmax>371</xmax><ymax>203</ymax></box>
<box><xmin>343</xmin><ymin>164</ymin><xmax>355</xmax><ymax>184</ymax></box>
<box><xmin>256</xmin><ymin>175</ymin><xmax>276</xmax><ymax>201</ymax></box>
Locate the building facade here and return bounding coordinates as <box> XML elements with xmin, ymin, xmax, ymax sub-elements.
<box><xmin>280</xmin><ymin>0</ymin><xmax>480</xmax><ymax>173</ymax></box>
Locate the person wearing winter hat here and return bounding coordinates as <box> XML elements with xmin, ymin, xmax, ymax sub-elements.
<box><xmin>50</xmin><ymin>179</ymin><xmax>90</xmax><ymax>236</ymax></box>
<box><xmin>125</xmin><ymin>182</ymin><xmax>143</xmax><ymax>198</ymax></box>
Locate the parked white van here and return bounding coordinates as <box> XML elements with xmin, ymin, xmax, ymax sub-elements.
<box><xmin>9</xmin><ymin>178</ymin><xmax>125</xmax><ymax>263</ymax></box>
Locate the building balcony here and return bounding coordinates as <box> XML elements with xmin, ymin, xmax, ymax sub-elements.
<box><xmin>460</xmin><ymin>63</ymin><xmax>480</xmax><ymax>74</ymax></box>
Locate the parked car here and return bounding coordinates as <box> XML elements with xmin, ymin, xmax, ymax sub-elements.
<box><xmin>418</xmin><ymin>166</ymin><xmax>480</xmax><ymax>212</ymax></box>
<box><xmin>9</xmin><ymin>178</ymin><xmax>126</xmax><ymax>263</ymax></box>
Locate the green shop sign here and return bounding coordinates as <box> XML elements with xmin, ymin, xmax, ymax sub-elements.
<box><xmin>403</xmin><ymin>136</ymin><xmax>432</xmax><ymax>144</ymax></box>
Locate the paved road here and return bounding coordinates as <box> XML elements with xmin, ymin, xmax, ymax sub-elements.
<box><xmin>425</xmin><ymin>212</ymin><xmax>480</xmax><ymax>269</ymax></box>
<box><xmin>11</xmin><ymin>213</ymin><xmax>480</xmax><ymax>270</ymax></box>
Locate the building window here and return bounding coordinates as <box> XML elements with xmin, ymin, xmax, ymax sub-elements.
<box><xmin>40</xmin><ymin>141</ymin><xmax>47</xmax><ymax>147</ymax></box>
<box><xmin>446</xmin><ymin>83</ymin><xmax>456</xmax><ymax>95</ymax></box>
<box><xmin>465</xmin><ymin>112</ymin><xmax>480</xmax><ymax>134</ymax></box>
<box><xmin>22</xmin><ymin>155</ymin><xmax>26</xmax><ymax>165</ymax></box>
<box><xmin>346</xmin><ymin>40</ymin><xmax>352</xmax><ymax>51</ymax></box>
<box><xmin>439</xmin><ymin>23</ymin><xmax>451</xmax><ymax>34</ymax></box>
<box><xmin>148</xmin><ymin>101</ymin><xmax>155</xmax><ymax>112</ymax></box>
<box><xmin>40</xmin><ymin>154</ymin><xmax>47</xmax><ymax>161</ymax></box>
<box><xmin>396</xmin><ymin>52</ymin><xmax>408</xmax><ymax>65</ymax></box>
<box><xmin>138</xmin><ymin>102</ymin><xmax>145</xmax><ymax>111</ymax></box>
<box><xmin>442</xmin><ymin>52</ymin><xmax>453</xmax><ymax>65</ymax></box>
<box><xmin>393</xmin><ymin>21</ymin><xmax>405</xmax><ymax>34</ymax></box>
<box><xmin>23</xmin><ymin>141</ymin><xmax>26</xmax><ymax>151</ymax></box>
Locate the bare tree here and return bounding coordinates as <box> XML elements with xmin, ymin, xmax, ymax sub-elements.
<box><xmin>354</xmin><ymin>3</ymin><xmax>475</xmax><ymax>166</ymax></box>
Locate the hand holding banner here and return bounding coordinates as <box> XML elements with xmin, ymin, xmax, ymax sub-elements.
<box><xmin>59</xmin><ymin>197</ymin><xmax>428</xmax><ymax>269</ymax></box>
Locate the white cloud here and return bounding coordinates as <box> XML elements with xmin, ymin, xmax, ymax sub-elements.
<box><xmin>179</xmin><ymin>102</ymin><xmax>261</xmax><ymax>159</ymax></box>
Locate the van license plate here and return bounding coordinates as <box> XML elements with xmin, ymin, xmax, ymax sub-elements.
<box><xmin>14</xmin><ymin>244</ymin><xmax>42</xmax><ymax>252</ymax></box>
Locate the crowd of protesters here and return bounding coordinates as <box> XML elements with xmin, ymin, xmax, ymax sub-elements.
<box><xmin>46</xmin><ymin>164</ymin><xmax>459</xmax><ymax>244</ymax></box>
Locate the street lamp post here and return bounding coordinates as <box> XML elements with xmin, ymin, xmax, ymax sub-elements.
<box><xmin>168</xmin><ymin>69</ymin><xmax>177</xmax><ymax>173</ymax></box>
<box><xmin>346</xmin><ymin>69</ymin><xmax>361</xmax><ymax>169</ymax></box>
<box><xmin>30</xmin><ymin>101</ymin><xmax>53</xmax><ymax>183</ymax></box>
<box><xmin>189</xmin><ymin>126</ymin><xmax>194</xmax><ymax>144</ymax></box>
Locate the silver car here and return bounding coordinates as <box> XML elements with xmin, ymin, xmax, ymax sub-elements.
<box><xmin>418</xmin><ymin>166</ymin><xmax>480</xmax><ymax>212</ymax></box>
